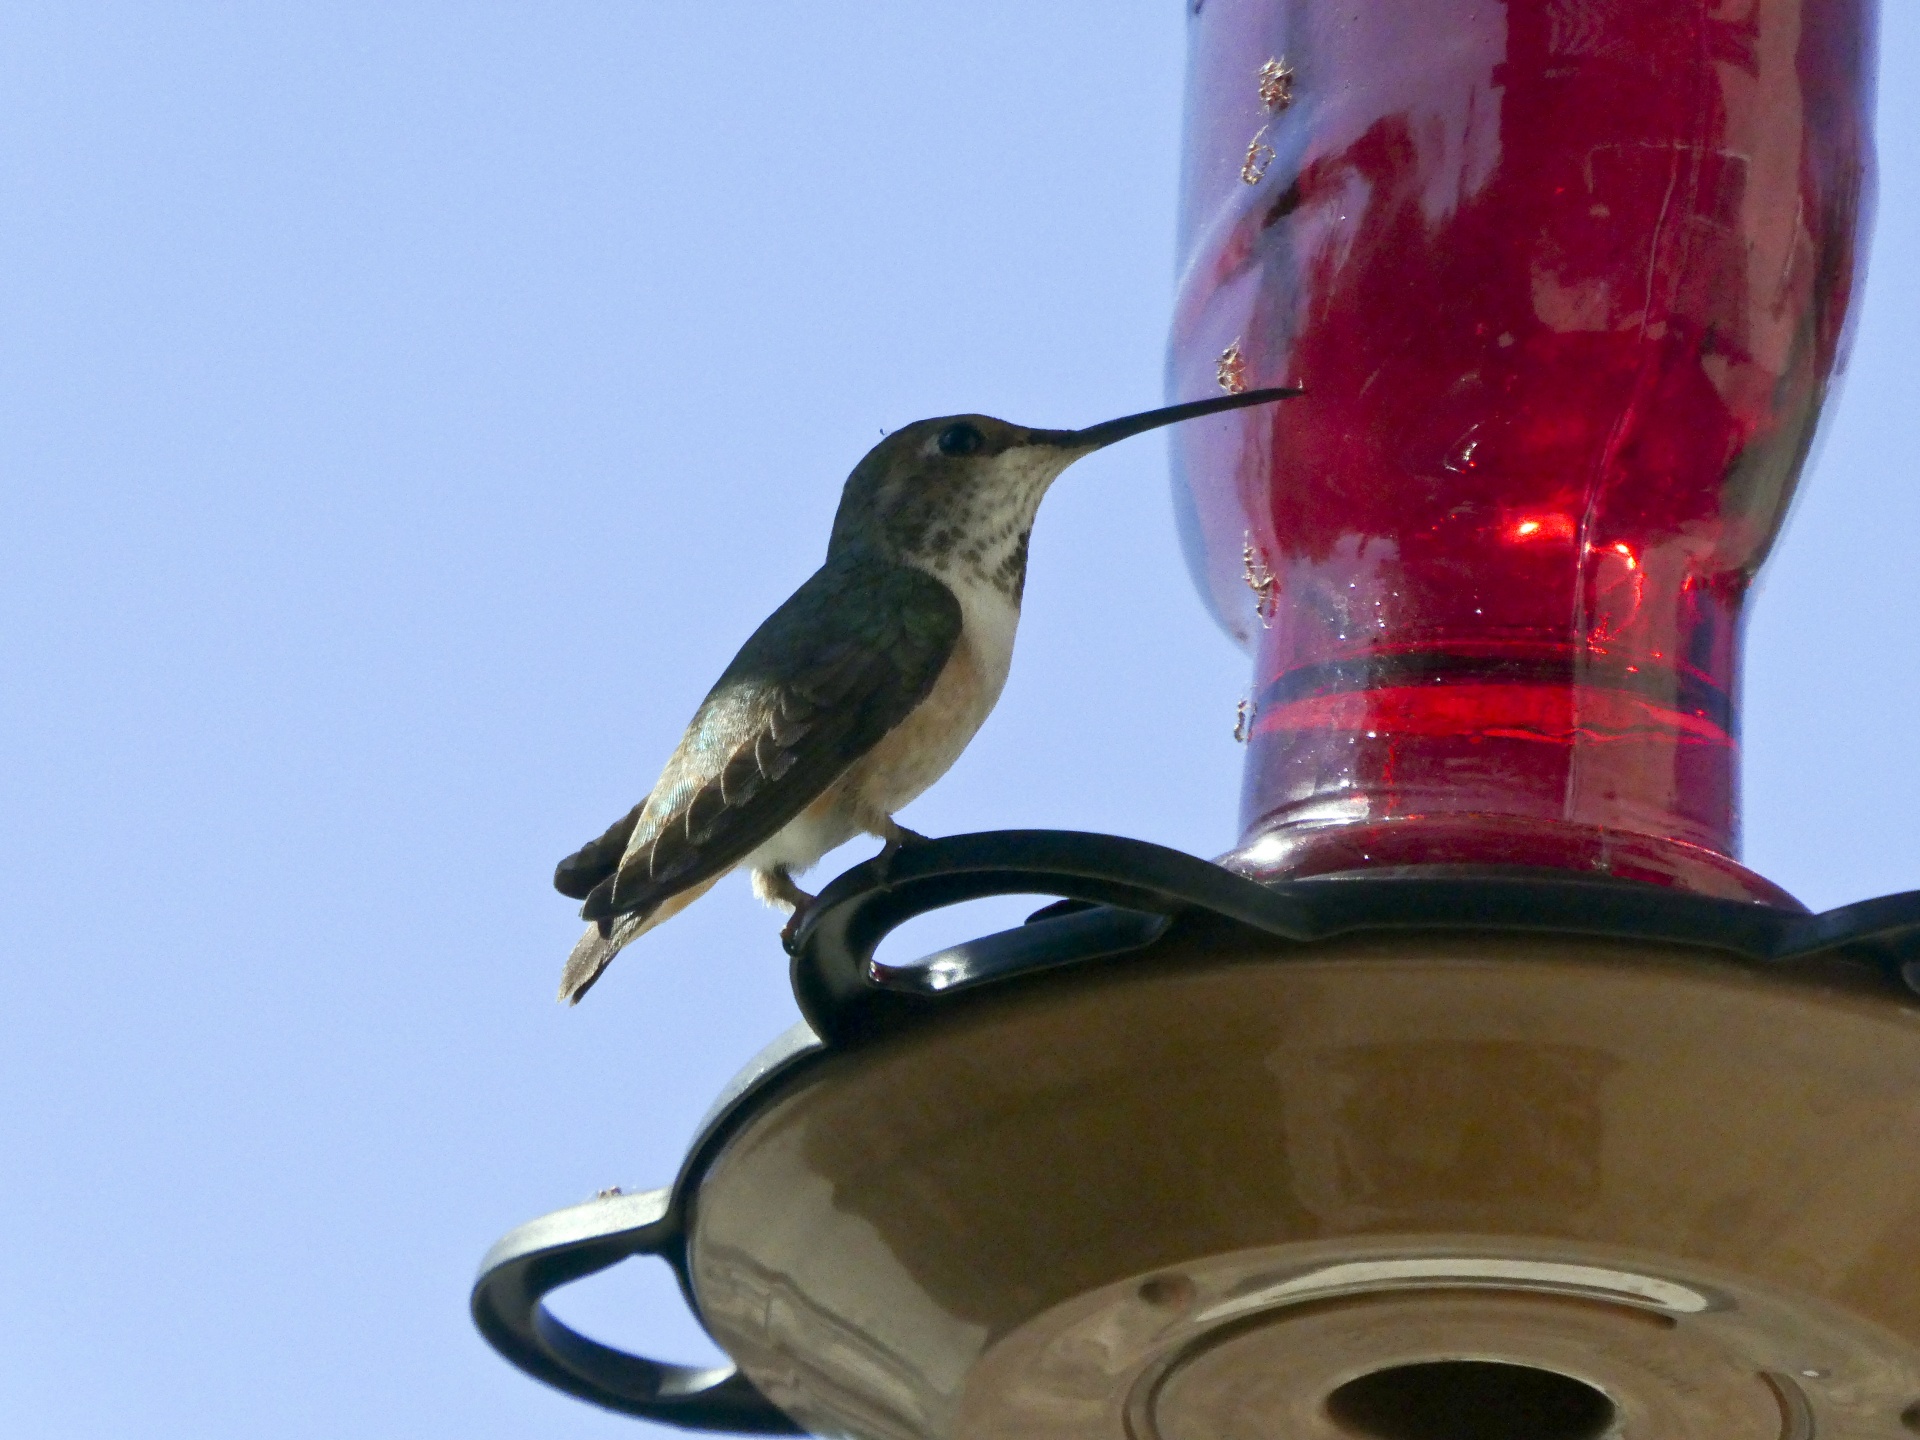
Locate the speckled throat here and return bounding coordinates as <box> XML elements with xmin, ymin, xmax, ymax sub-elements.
<box><xmin>904</xmin><ymin>478</ymin><xmax>1057</xmax><ymax>604</ymax></box>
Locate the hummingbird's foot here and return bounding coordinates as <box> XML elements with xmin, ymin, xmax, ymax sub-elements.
<box><xmin>873</xmin><ymin>818</ymin><xmax>931</xmax><ymax>881</ymax></box>
<box><xmin>755</xmin><ymin>865</ymin><xmax>817</xmax><ymax>955</ymax></box>
<box><xmin>877</xmin><ymin>820</ymin><xmax>930</xmax><ymax>856</ymax></box>
<box><xmin>753</xmin><ymin>863</ymin><xmax>816</xmax><ymax>913</ymax></box>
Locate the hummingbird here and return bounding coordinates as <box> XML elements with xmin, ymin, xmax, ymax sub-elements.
<box><xmin>552</xmin><ymin>386</ymin><xmax>1301</xmax><ymax>1002</ymax></box>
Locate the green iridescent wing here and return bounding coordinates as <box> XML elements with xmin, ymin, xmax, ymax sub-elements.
<box><xmin>555</xmin><ymin>551</ymin><xmax>963</xmax><ymax>922</ymax></box>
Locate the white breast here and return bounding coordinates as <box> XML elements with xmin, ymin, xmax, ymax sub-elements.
<box><xmin>836</xmin><ymin>567</ymin><xmax>1020</xmax><ymax>818</ymax></box>
<box><xmin>945</xmin><ymin>568</ymin><xmax>1020</xmax><ymax>707</ymax></box>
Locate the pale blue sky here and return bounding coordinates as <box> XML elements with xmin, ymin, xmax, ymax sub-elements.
<box><xmin>1</xmin><ymin>5</ymin><xmax>1914</xmax><ymax>1437</ymax></box>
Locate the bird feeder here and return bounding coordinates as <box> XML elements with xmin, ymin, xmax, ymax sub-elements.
<box><xmin>476</xmin><ymin>3</ymin><xmax>1920</xmax><ymax>1436</ymax></box>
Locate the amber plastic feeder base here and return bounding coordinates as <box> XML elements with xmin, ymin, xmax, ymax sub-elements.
<box><xmin>694</xmin><ymin>932</ymin><xmax>1920</xmax><ymax>1440</ymax></box>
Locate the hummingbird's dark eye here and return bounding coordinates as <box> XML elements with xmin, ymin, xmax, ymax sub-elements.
<box><xmin>936</xmin><ymin>422</ymin><xmax>985</xmax><ymax>457</ymax></box>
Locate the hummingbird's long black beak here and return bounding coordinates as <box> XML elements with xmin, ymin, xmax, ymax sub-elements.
<box><xmin>1035</xmin><ymin>386</ymin><xmax>1304</xmax><ymax>452</ymax></box>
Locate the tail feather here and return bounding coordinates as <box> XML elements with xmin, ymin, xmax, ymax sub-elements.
<box><xmin>557</xmin><ymin>872</ymin><xmax>723</xmax><ymax>1004</ymax></box>
<box><xmin>554</xmin><ymin>802</ymin><xmax>645</xmax><ymax>900</ymax></box>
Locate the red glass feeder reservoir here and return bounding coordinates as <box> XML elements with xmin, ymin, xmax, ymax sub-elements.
<box><xmin>1170</xmin><ymin>0</ymin><xmax>1875</xmax><ymax>905</ymax></box>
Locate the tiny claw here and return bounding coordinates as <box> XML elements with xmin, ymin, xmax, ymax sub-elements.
<box><xmin>882</xmin><ymin>824</ymin><xmax>931</xmax><ymax>856</ymax></box>
<box><xmin>874</xmin><ymin>822</ymin><xmax>932</xmax><ymax>883</ymax></box>
<box><xmin>781</xmin><ymin>906</ymin><xmax>807</xmax><ymax>955</ymax></box>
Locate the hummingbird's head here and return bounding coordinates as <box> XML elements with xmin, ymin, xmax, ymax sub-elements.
<box><xmin>832</xmin><ymin>387</ymin><xmax>1301</xmax><ymax>601</ymax></box>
